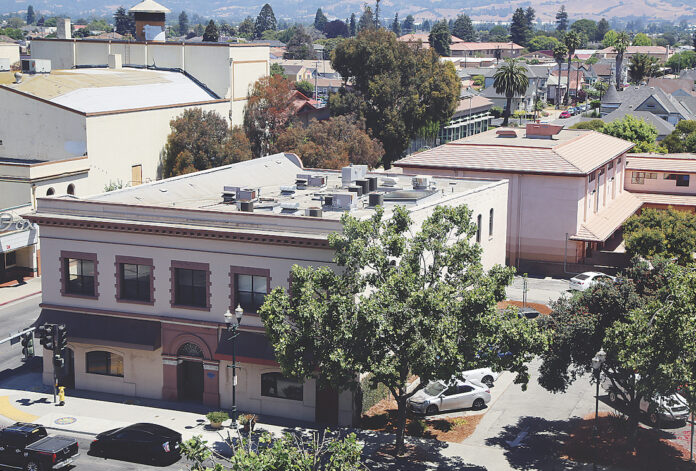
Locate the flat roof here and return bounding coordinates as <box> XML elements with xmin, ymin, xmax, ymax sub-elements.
<box><xmin>4</xmin><ymin>68</ymin><xmax>218</xmax><ymax>113</ymax></box>
<box><xmin>395</xmin><ymin>127</ymin><xmax>634</xmax><ymax>176</ymax></box>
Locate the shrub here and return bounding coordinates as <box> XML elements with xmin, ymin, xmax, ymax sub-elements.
<box><xmin>490</xmin><ymin>106</ymin><xmax>504</xmax><ymax>118</ymax></box>
<box><xmin>359</xmin><ymin>374</ymin><xmax>391</xmax><ymax>414</ymax></box>
<box><xmin>206</xmin><ymin>411</ymin><xmax>229</xmax><ymax>424</ymax></box>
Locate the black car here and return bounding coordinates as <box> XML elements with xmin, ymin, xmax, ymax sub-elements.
<box><xmin>0</xmin><ymin>422</ymin><xmax>79</xmax><ymax>471</ymax></box>
<box><xmin>90</xmin><ymin>423</ymin><xmax>181</xmax><ymax>464</ymax></box>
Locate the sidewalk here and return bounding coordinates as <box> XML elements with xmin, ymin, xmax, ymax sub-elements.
<box><xmin>0</xmin><ymin>277</ymin><xmax>42</xmax><ymax>306</ymax></box>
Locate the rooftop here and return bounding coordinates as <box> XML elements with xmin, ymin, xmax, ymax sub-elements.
<box><xmin>450</xmin><ymin>42</ymin><xmax>524</xmax><ymax>51</ymax></box>
<box><xmin>626</xmin><ymin>153</ymin><xmax>696</xmax><ymax>173</ymax></box>
<box><xmin>394</xmin><ymin>126</ymin><xmax>634</xmax><ymax>176</ymax></box>
<box><xmin>3</xmin><ymin>68</ymin><xmax>219</xmax><ymax>113</ymax></box>
<box><xmin>129</xmin><ymin>0</ymin><xmax>171</xmax><ymax>14</ymax></box>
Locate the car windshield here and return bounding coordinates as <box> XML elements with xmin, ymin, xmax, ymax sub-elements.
<box><xmin>423</xmin><ymin>382</ymin><xmax>446</xmax><ymax>397</ymax></box>
<box><xmin>574</xmin><ymin>274</ymin><xmax>590</xmax><ymax>280</ymax></box>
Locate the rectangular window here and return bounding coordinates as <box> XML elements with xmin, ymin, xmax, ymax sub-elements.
<box><xmin>86</xmin><ymin>351</ymin><xmax>124</xmax><ymax>377</ymax></box>
<box><xmin>236</xmin><ymin>274</ymin><xmax>268</xmax><ymax>313</ymax></box>
<box><xmin>608</xmin><ymin>162</ymin><xmax>613</xmax><ymax>170</ymax></box>
<box><xmin>175</xmin><ymin>268</ymin><xmax>207</xmax><ymax>307</ymax></box>
<box><xmin>677</xmin><ymin>174</ymin><xmax>690</xmax><ymax>187</ymax></box>
<box><xmin>65</xmin><ymin>258</ymin><xmax>95</xmax><ymax>296</ymax></box>
<box><xmin>119</xmin><ymin>263</ymin><xmax>151</xmax><ymax>302</ymax></box>
<box><xmin>646</xmin><ymin>173</ymin><xmax>657</xmax><ymax>179</ymax></box>
<box><xmin>489</xmin><ymin>209</ymin><xmax>494</xmax><ymax>237</ymax></box>
<box><xmin>631</xmin><ymin>172</ymin><xmax>645</xmax><ymax>184</ymax></box>
<box><xmin>589</xmin><ymin>173</ymin><xmax>595</xmax><ymax>182</ymax></box>
<box><xmin>476</xmin><ymin>214</ymin><xmax>482</xmax><ymax>243</ymax></box>
<box><xmin>261</xmin><ymin>372</ymin><xmax>303</xmax><ymax>401</ymax></box>
<box><xmin>4</xmin><ymin>251</ymin><xmax>16</xmax><ymax>268</ymax></box>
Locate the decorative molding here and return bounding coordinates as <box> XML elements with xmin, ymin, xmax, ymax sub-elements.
<box><xmin>228</xmin><ymin>265</ymin><xmax>271</xmax><ymax>315</ymax></box>
<box><xmin>162</xmin><ymin>358</ymin><xmax>178</xmax><ymax>366</ymax></box>
<box><xmin>114</xmin><ymin>255</ymin><xmax>155</xmax><ymax>305</ymax></box>
<box><xmin>170</xmin><ymin>260</ymin><xmax>212</xmax><ymax>311</ymax></box>
<box><xmin>203</xmin><ymin>363</ymin><xmax>219</xmax><ymax>371</ymax></box>
<box><xmin>59</xmin><ymin>250</ymin><xmax>99</xmax><ymax>299</ymax></box>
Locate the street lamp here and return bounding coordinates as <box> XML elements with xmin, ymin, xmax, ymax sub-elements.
<box><xmin>224</xmin><ymin>305</ymin><xmax>244</xmax><ymax>426</ymax></box>
<box><xmin>591</xmin><ymin>348</ymin><xmax>606</xmax><ymax>470</ymax></box>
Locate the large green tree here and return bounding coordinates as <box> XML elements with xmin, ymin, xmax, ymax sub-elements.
<box><xmin>510</xmin><ymin>7</ymin><xmax>532</xmax><ymax>47</ymax></box>
<box><xmin>314</xmin><ymin>8</ymin><xmax>327</xmax><ymax>32</ymax></box>
<box><xmin>452</xmin><ymin>14</ymin><xmax>474</xmax><ymax>41</ymax></box>
<box><xmin>162</xmin><ymin>109</ymin><xmax>252</xmax><ymax>178</ymax></box>
<box><xmin>596</xmin><ymin>18</ymin><xmax>610</xmax><ymax>41</ymax></box>
<box><xmin>628</xmin><ymin>53</ymin><xmax>660</xmax><ymax>83</ymax></box>
<box><xmin>254</xmin><ymin>3</ymin><xmax>277</xmax><ymax>39</ymax></box>
<box><xmin>611</xmin><ymin>32</ymin><xmax>631</xmax><ymax>90</ymax></box>
<box><xmin>553</xmin><ymin>44</ymin><xmax>568</xmax><ymax>108</ymax></box>
<box><xmin>330</xmin><ymin>28</ymin><xmax>459</xmax><ymax>167</ymax></box>
<box><xmin>391</xmin><ymin>13</ymin><xmax>400</xmax><ymax>36</ymax></box>
<box><xmin>283</xmin><ymin>26</ymin><xmax>315</xmax><ymax>59</ymax></box>
<box><xmin>601</xmin><ymin>115</ymin><xmax>659</xmax><ymax>152</ymax></box>
<box><xmin>660</xmin><ymin>120</ymin><xmax>696</xmax><ymax>153</ymax></box>
<box><xmin>261</xmin><ymin>205</ymin><xmax>547</xmax><ymax>454</ymax></box>
<box><xmin>428</xmin><ymin>20</ymin><xmax>451</xmax><ymax>56</ymax></box>
<box><xmin>401</xmin><ymin>14</ymin><xmax>415</xmax><ymax>35</ymax></box>
<box><xmin>202</xmin><ymin>20</ymin><xmax>218</xmax><ymax>42</ymax></box>
<box><xmin>555</xmin><ymin>6</ymin><xmax>568</xmax><ymax>32</ymax></box>
<box><xmin>623</xmin><ymin>208</ymin><xmax>696</xmax><ymax>265</ymax></box>
<box><xmin>26</xmin><ymin>5</ymin><xmax>35</xmax><ymax>25</ymax></box>
<box><xmin>632</xmin><ymin>32</ymin><xmax>652</xmax><ymax>46</ymax></box>
<box><xmin>493</xmin><ymin>58</ymin><xmax>529</xmax><ymax>126</ymax></box>
<box><xmin>178</xmin><ymin>11</ymin><xmax>189</xmax><ymax>36</ymax></box>
<box><xmin>357</xmin><ymin>5</ymin><xmax>374</xmax><ymax>32</ymax></box>
<box><xmin>243</xmin><ymin>74</ymin><xmax>295</xmax><ymax>157</ymax></box>
<box><xmin>113</xmin><ymin>7</ymin><xmax>135</xmax><ymax>36</ymax></box>
<box><xmin>237</xmin><ymin>17</ymin><xmax>254</xmax><ymax>39</ymax></box>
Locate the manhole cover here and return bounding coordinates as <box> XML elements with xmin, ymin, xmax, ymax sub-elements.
<box><xmin>54</xmin><ymin>417</ymin><xmax>77</xmax><ymax>425</ymax></box>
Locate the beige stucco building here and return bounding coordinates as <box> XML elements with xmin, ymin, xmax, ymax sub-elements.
<box><xmin>395</xmin><ymin>124</ymin><xmax>636</xmax><ymax>273</ymax></box>
<box><xmin>27</xmin><ymin>154</ymin><xmax>508</xmax><ymax>425</ymax></box>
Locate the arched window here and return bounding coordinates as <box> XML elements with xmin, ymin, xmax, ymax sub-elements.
<box><xmin>177</xmin><ymin>342</ymin><xmax>204</xmax><ymax>358</ymax></box>
<box><xmin>489</xmin><ymin>208</ymin><xmax>494</xmax><ymax>236</ymax></box>
<box><xmin>86</xmin><ymin>351</ymin><xmax>124</xmax><ymax>377</ymax></box>
<box><xmin>46</xmin><ymin>187</ymin><xmax>55</xmax><ymax>196</ymax></box>
<box><xmin>67</xmin><ymin>184</ymin><xmax>75</xmax><ymax>195</ymax></box>
<box><xmin>476</xmin><ymin>214</ymin><xmax>482</xmax><ymax>243</ymax></box>
<box><xmin>261</xmin><ymin>372</ymin><xmax>303</xmax><ymax>401</ymax></box>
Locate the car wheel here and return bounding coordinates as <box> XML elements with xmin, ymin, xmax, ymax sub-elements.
<box><xmin>482</xmin><ymin>376</ymin><xmax>494</xmax><ymax>388</ymax></box>
<box><xmin>426</xmin><ymin>405</ymin><xmax>438</xmax><ymax>415</ymax></box>
<box><xmin>473</xmin><ymin>398</ymin><xmax>486</xmax><ymax>410</ymax></box>
<box><xmin>25</xmin><ymin>461</ymin><xmax>43</xmax><ymax>471</ymax></box>
<box><xmin>649</xmin><ymin>411</ymin><xmax>659</xmax><ymax>427</ymax></box>
<box><xmin>608</xmin><ymin>390</ymin><xmax>618</xmax><ymax>403</ymax></box>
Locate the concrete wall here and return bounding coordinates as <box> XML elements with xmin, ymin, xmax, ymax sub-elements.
<box><xmin>75</xmin><ymin>42</ymin><xmax>110</xmax><ymax>66</ymax></box>
<box><xmin>625</xmin><ymin>170</ymin><xmax>695</xmax><ymax>194</ymax></box>
<box><xmin>183</xmin><ymin>45</ymin><xmax>231</xmax><ymax>99</ymax></box>
<box><xmin>109</xmin><ymin>42</ymin><xmax>148</xmax><ymax>65</ymax></box>
<box><xmin>30</xmin><ymin>40</ymin><xmax>75</xmax><ymax>69</ymax></box>
<box><xmin>147</xmin><ymin>43</ymin><xmax>184</xmax><ymax>69</ymax></box>
<box><xmin>0</xmin><ymin>43</ymin><xmax>20</xmax><ymax>65</ymax></box>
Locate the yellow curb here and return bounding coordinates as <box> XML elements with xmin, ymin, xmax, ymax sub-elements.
<box><xmin>0</xmin><ymin>396</ymin><xmax>39</xmax><ymax>423</ymax></box>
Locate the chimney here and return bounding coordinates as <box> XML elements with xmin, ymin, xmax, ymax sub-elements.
<box><xmin>57</xmin><ymin>18</ymin><xmax>71</xmax><ymax>39</ymax></box>
<box><xmin>525</xmin><ymin>123</ymin><xmax>563</xmax><ymax>139</ymax></box>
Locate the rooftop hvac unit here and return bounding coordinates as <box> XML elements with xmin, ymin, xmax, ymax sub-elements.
<box><xmin>347</xmin><ymin>185</ymin><xmax>363</xmax><ymax>197</ymax></box>
<box><xmin>412</xmin><ymin>175</ymin><xmax>431</xmax><ymax>189</ymax></box>
<box><xmin>239</xmin><ymin>201</ymin><xmax>254</xmax><ymax>212</ymax></box>
<box><xmin>367</xmin><ymin>177</ymin><xmax>378</xmax><ymax>192</ymax></box>
<box><xmin>280</xmin><ymin>185</ymin><xmax>297</xmax><ymax>193</ymax></box>
<box><xmin>355</xmin><ymin>179</ymin><xmax>369</xmax><ymax>195</ymax></box>
<box><xmin>280</xmin><ymin>201</ymin><xmax>300</xmax><ymax>210</ymax></box>
<box><xmin>341</xmin><ymin>165</ymin><xmax>368</xmax><ymax>187</ymax></box>
<box><xmin>381</xmin><ymin>177</ymin><xmax>398</xmax><ymax>187</ymax></box>
<box><xmin>368</xmin><ymin>193</ymin><xmax>384</xmax><ymax>207</ymax></box>
<box><xmin>22</xmin><ymin>59</ymin><xmax>51</xmax><ymax>74</ymax></box>
<box><xmin>332</xmin><ymin>193</ymin><xmax>355</xmax><ymax>210</ymax></box>
<box><xmin>323</xmin><ymin>195</ymin><xmax>334</xmax><ymax>206</ymax></box>
<box><xmin>237</xmin><ymin>188</ymin><xmax>257</xmax><ymax>202</ymax></box>
<box><xmin>306</xmin><ymin>207</ymin><xmax>323</xmax><ymax>217</ymax></box>
<box><xmin>308</xmin><ymin>175</ymin><xmax>327</xmax><ymax>187</ymax></box>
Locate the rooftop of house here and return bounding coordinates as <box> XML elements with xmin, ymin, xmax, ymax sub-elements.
<box><xmin>603</xmin><ymin>109</ymin><xmax>675</xmax><ymax>136</ymax></box>
<box><xmin>450</xmin><ymin>42</ymin><xmax>524</xmax><ymax>51</ymax></box>
<box><xmin>602</xmin><ymin>84</ymin><xmax>695</xmax><ymax>120</ymax></box>
<box><xmin>33</xmin><ymin>154</ymin><xmax>503</xmax><ymax>235</ymax></box>
<box><xmin>398</xmin><ymin>33</ymin><xmax>463</xmax><ymax>45</ymax></box>
<box><xmin>394</xmin><ymin>125</ymin><xmax>634</xmax><ymax>176</ymax></box>
<box><xmin>626</xmin><ymin>153</ymin><xmax>696</xmax><ymax>173</ymax></box>
<box><xmin>680</xmin><ymin>69</ymin><xmax>696</xmax><ymax>81</ymax></box>
<box><xmin>647</xmin><ymin>77</ymin><xmax>695</xmax><ymax>96</ymax></box>
<box><xmin>2</xmin><ymin>67</ymin><xmax>219</xmax><ymax>113</ymax></box>
<box><xmin>454</xmin><ymin>94</ymin><xmax>493</xmax><ymax>114</ymax></box>
<box><xmin>598</xmin><ymin>45</ymin><xmax>668</xmax><ymax>55</ymax></box>
<box><xmin>129</xmin><ymin>0</ymin><xmax>171</xmax><ymax>14</ymax></box>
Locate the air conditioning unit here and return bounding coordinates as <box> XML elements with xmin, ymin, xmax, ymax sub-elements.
<box><xmin>412</xmin><ymin>175</ymin><xmax>431</xmax><ymax>189</ymax></box>
<box><xmin>341</xmin><ymin>165</ymin><xmax>368</xmax><ymax>187</ymax></box>
<box><xmin>22</xmin><ymin>59</ymin><xmax>51</xmax><ymax>74</ymax></box>
<box><xmin>332</xmin><ymin>192</ymin><xmax>356</xmax><ymax>210</ymax></box>
<box><xmin>381</xmin><ymin>177</ymin><xmax>398</xmax><ymax>187</ymax></box>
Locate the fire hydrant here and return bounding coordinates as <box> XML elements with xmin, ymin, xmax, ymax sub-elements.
<box><xmin>58</xmin><ymin>386</ymin><xmax>65</xmax><ymax>406</ymax></box>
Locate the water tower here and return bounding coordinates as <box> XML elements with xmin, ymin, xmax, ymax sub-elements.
<box><xmin>128</xmin><ymin>0</ymin><xmax>170</xmax><ymax>42</ymax></box>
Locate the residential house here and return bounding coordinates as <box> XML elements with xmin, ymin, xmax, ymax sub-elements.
<box><xmin>598</xmin><ymin>45</ymin><xmax>671</xmax><ymax>63</ymax></box>
<box><xmin>646</xmin><ymin>77</ymin><xmax>695</xmax><ymax>96</ymax></box>
<box><xmin>603</xmin><ymin>109</ymin><xmax>675</xmax><ymax>141</ymax></box>
<box><xmin>397</xmin><ymin>33</ymin><xmax>463</xmax><ymax>49</ymax></box>
<box><xmin>289</xmin><ymin>90</ymin><xmax>329</xmax><ymax>125</ymax></box>
<box><xmin>599</xmin><ymin>84</ymin><xmax>696</xmax><ymax>124</ymax></box>
<box><xmin>624</xmin><ymin>153</ymin><xmax>696</xmax><ymax>211</ymax></box>
<box><xmin>27</xmin><ymin>153</ymin><xmax>509</xmax><ymax>425</ymax></box>
<box><xmin>547</xmin><ymin>69</ymin><xmax>586</xmax><ymax>105</ymax></box>
<box><xmin>394</xmin><ymin>124</ymin><xmax>635</xmax><ymax>274</ymax></box>
<box><xmin>280</xmin><ymin>64</ymin><xmax>312</xmax><ymax>82</ymax></box>
<box><xmin>450</xmin><ymin>42</ymin><xmax>524</xmax><ymax>59</ymax></box>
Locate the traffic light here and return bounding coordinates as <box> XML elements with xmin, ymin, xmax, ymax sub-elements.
<box><xmin>38</xmin><ymin>323</ymin><xmax>55</xmax><ymax>351</ymax></box>
<box><xmin>20</xmin><ymin>333</ymin><xmax>34</xmax><ymax>360</ymax></box>
<box><xmin>55</xmin><ymin>324</ymin><xmax>67</xmax><ymax>354</ymax></box>
<box><xmin>53</xmin><ymin>356</ymin><xmax>64</xmax><ymax>370</ymax></box>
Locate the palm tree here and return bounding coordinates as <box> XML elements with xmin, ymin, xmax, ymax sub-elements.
<box><xmin>612</xmin><ymin>32</ymin><xmax>631</xmax><ymax>90</ymax></box>
<box><xmin>494</xmin><ymin>58</ymin><xmax>529</xmax><ymax>126</ymax></box>
<box><xmin>628</xmin><ymin>53</ymin><xmax>660</xmax><ymax>83</ymax></box>
<box><xmin>553</xmin><ymin>44</ymin><xmax>568</xmax><ymax>109</ymax></box>
<box><xmin>564</xmin><ymin>31</ymin><xmax>581</xmax><ymax>105</ymax></box>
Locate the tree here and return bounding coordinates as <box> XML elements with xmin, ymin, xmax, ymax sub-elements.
<box><xmin>628</xmin><ymin>53</ymin><xmax>660</xmax><ymax>83</ymax></box>
<box><xmin>162</xmin><ymin>110</ymin><xmax>252</xmax><ymax>178</ymax></box>
<box><xmin>314</xmin><ymin>8</ymin><xmax>327</xmax><ymax>32</ymax></box>
<box><xmin>113</xmin><ymin>7</ymin><xmax>135</xmax><ymax>36</ymax></box>
<box><xmin>294</xmin><ymin>80</ymin><xmax>314</xmax><ymax>98</ymax></box>
<box><xmin>553</xmin><ymin>44</ymin><xmax>568</xmax><ymax>108</ymax></box>
<box><xmin>555</xmin><ymin>6</ymin><xmax>568</xmax><ymax>32</ymax></box>
<box><xmin>452</xmin><ymin>14</ymin><xmax>475</xmax><ymax>41</ymax></box>
<box><xmin>596</xmin><ymin>18</ymin><xmax>610</xmax><ymax>41</ymax></box>
<box><xmin>525</xmin><ymin>7</ymin><xmax>536</xmax><ymax>33</ymax></box>
<box><xmin>510</xmin><ymin>8</ymin><xmax>531</xmax><ymax>47</ymax></box>
<box><xmin>219</xmin><ymin>21</ymin><xmax>236</xmax><ymax>37</ymax></box>
<box><xmin>243</xmin><ymin>74</ymin><xmax>295</xmax><ymax>157</ymax></box>
<box><xmin>26</xmin><ymin>5</ymin><xmax>35</xmax><ymax>25</ymax></box>
<box><xmin>660</xmin><ymin>120</ymin><xmax>696</xmax><ymax>153</ymax></box>
<box><xmin>428</xmin><ymin>20</ymin><xmax>451</xmax><ymax>56</ymax></box>
<box><xmin>254</xmin><ymin>3</ymin><xmax>277</xmax><ymax>39</ymax></box>
<box><xmin>357</xmin><ymin>6</ymin><xmax>374</xmax><ymax>32</ymax></box>
<box><xmin>494</xmin><ymin>58</ymin><xmax>529</xmax><ymax>126</ymax></box>
<box><xmin>632</xmin><ymin>32</ymin><xmax>651</xmax><ymax>46</ymax></box>
<box><xmin>269</xmin><ymin>62</ymin><xmax>286</xmax><ymax>78</ymax></box>
<box><xmin>528</xmin><ymin>35</ymin><xmax>559</xmax><ymax>52</ymax></box>
<box><xmin>570</xmin><ymin>19</ymin><xmax>597</xmax><ymax>42</ymax></box>
<box><xmin>274</xmin><ymin>116</ymin><xmax>384</xmax><ymax>169</ymax></box>
<box><xmin>401</xmin><ymin>14</ymin><xmax>415</xmax><ymax>35</ymax></box>
<box><xmin>324</xmin><ymin>20</ymin><xmax>348</xmax><ymax>39</ymax></box>
<box><xmin>601</xmin><ymin>115</ymin><xmax>658</xmax><ymax>152</ymax></box>
<box><xmin>349</xmin><ymin>13</ymin><xmax>357</xmax><ymax>36</ymax></box>
<box><xmin>593</xmin><ymin>79</ymin><xmax>608</xmax><ymax>99</ymax></box>
<box><xmin>666</xmin><ymin>50</ymin><xmax>696</xmax><ymax>73</ymax></box>
<box><xmin>331</xmin><ymin>29</ymin><xmax>460</xmax><ymax>167</ymax></box>
<box><xmin>570</xmin><ymin>119</ymin><xmax>606</xmax><ymax>131</ymax></box>
<box><xmin>391</xmin><ymin>13</ymin><xmax>401</xmax><ymax>36</ymax></box>
<box><xmin>374</xmin><ymin>0</ymin><xmax>381</xmax><ymax>28</ymax></box>
<box><xmin>623</xmin><ymin>209</ymin><xmax>696</xmax><ymax>265</ymax></box>
<box><xmin>611</xmin><ymin>32</ymin><xmax>631</xmax><ymax>90</ymax></box>
<box><xmin>283</xmin><ymin>26</ymin><xmax>315</xmax><ymax>59</ymax></box>
<box><xmin>238</xmin><ymin>16</ymin><xmax>254</xmax><ymax>39</ymax></box>
<box><xmin>261</xmin><ymin>204</ymin><xmax>546</xmax><ymax>454</ymax></box>
<box><xmin>178</xmin><ymin>11</ymin><xmax>189</xmax><ymax>36</ymax></box>
<box><xmin>36</xmin><ymin>16</ymin><xmax>44</xmax><ymax>26</ymax></box>
<box><xmin>202</xmin><ymin>20</ymin><xmax>219</xmax><ymax>42</ymax></box>
<box><xmin>564</xmin><ymin>31</ymin><xmax>582</xmax><ymax>104</ymax></box>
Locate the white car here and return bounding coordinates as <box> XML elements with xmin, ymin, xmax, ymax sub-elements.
<box><xmin>569</xmin><ymin>272</ymin><xmax>616</xmax><ymax>291</ymax></box>
<box><xmin>407</xmin><ymin>379</ymin><xmax>491</xmax><ymax>415</ymax></box>
<box><xmin>459</xmin><ymin>368</ymin><xmax>499</xmax><ymax>388</ymax></box>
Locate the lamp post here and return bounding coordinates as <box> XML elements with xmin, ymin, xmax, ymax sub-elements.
<box><xmin>224</xmin><ymin>305</ymin><xmax>243</xmax><ymax>426</ymax></box>
<box><xmin>591</xmin><ymin>348</ymin><xmax>606</xmax><ymax>470</ymax></box>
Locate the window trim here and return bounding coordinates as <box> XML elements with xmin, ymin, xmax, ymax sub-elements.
<box><xmin>170</xmin><ymin>260</ymin><xmax>211</xmax><ymax>311</ymax></box>
<box><xmin>229</xmin><ymin>266</ymin><xmax>271</xmax><ymax>316</ymax></box>
<box><xmin>85</xmin><ymin>350</ymin><xmax>124</xmax><ymax>377</ymax></box>
<box><xmin>114</xmin><ymin>255</ymin><xmax>155</xmax><ymax>305</ymax></box>
<box><xmin>60</xmin><ymin>250</ymin><xmax>99</xmax><ymax>299</ymax></box>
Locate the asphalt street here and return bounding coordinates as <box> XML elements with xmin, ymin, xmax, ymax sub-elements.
<box><xmin>0</xmin><ymin>294</ymin><xmax>43</xmax><ymax>376</ymax></box>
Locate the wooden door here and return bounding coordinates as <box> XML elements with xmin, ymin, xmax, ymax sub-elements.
<box><xmin>131</xmin><ymin>165</ymin><xmax>142</xmax><ymax>186</ymax></box>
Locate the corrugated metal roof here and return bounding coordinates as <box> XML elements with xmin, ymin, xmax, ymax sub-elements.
<box><xmin>626</xmin><ymin>154</ymin><xmax>696</xmax><ymax>173</ymax></box>
<box><xmin>572</xmin><ymin>192</ymin><xmax>643</xmax><ymax>242</ymax></box>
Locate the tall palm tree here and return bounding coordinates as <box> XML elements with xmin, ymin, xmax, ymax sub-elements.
<box><xmin>494</xmin><ymin>58</ymin><xmax>529</xmax><ymax>126</ymax></box>
<box><xmin>564</xmin><ymin>31</ymin><xmax>581</xmax><ymax>105</ymax></box>
<box><xmin>553</xmin><ymin>44</ymin><xmax>568</xmax><ymax>109</ymax></box>
<box><xmin>613</xmin><ymin>32</ymin><xmax>631</xmax><ymax>91</ymax></box>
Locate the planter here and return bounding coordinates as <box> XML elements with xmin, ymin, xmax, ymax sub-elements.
<box><xmin>209</xmin><ymin>421</ymin><xmax>223</xmax><ymax>430</ymax></box>
<box><xmin>205</xmin><ymin>411</ymin><xmax>229</xmax><ymax>430</ymax></box>
<box><xmin>239</xmin><ymin>414</ymin><xmax>257</xmax><ymax>433</ymax></box>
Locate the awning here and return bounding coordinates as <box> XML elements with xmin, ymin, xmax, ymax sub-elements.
<box><xmin>215</xmin><ymin>331</ymin><xmax>278</xmax><ymax>366</ymax></box>
<box><xmin>36</xmin><ymin>309</ymin><xmax>161</xmax><ymax>351</ymax></box>
<box><xmin>571</xmin><ymin>192</ymin><xmax>643</xmax><ymax>243</ymax></box>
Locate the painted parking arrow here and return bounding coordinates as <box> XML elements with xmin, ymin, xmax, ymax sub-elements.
<box><xmin>506</xmin><ymin>426</ymin><xmax>529</xmax><ymax>448</ymax></box>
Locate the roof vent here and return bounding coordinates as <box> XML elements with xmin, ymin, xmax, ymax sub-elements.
<box><xmin>496</xmin><ymin>129</ymin><xmax>518</xmax><ymax>138</ymax></box>
<box><xmin>306</xmin><ymin>207</ymin><xmax>323</xmax><ymax>217</ymax></box>
<box><xmin>280</xmin><ymin>185</ymin><xmax>297</xmax><ymax>194</ymax></box>
<box><xmin>239</xmin><ymin>201</ymin><xmax>254</xmax><ymax>212</ymax></box>
<box><xmin>412</xmin><ymin>175</ymin><xmax>431</xmax><ymax>190</ymax></box>
<box><xmin>381</xmin><ymin>177</ymin><xmax>398</xmax><ymax>187</ymax></box>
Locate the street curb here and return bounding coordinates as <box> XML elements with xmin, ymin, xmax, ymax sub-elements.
<box><xmin>45</xmin><ymin>426</ymin><xmax>97</xmax><ymax>437</ymax></box>
<box><xmin>0</xmin><ymin>290</ymin><xmax>41</xmax><ymax>307</ymax></box>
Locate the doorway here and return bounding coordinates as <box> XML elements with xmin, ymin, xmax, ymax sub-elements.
<box><xmin>315</xmin><ymin>384</ymin><xmax>339</xmax><ymax>425</ymax></box>
<box><xmin>177</xmin><ymin>361</ymin><xmax>204</xmax><ymax>402</ymax></box>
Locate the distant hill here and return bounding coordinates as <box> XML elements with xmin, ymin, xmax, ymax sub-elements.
<box><xmin>2</xmin><ymin>0</ymin><xmax>695</xmax><ymax>24</ymax></box>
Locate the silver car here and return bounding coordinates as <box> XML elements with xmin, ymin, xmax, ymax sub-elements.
<box><xmin>407</xmin><ymin>380</ymin><xmax>491</xmax><ymax>415</ymax></box>
<box><xmin>569</xmin><ymin>272</ymin><xmax>615</xmax><ymax>291</ymax></box>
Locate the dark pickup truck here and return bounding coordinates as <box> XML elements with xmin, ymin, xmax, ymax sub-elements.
<box><xmin>0</xmin><ymin>423</ymin><xmax>79</xmax><ymax>471</ymax></box>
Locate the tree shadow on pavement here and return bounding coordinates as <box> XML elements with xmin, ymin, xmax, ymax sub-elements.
<box><xmin>484</xmin><ymin>415</ymin><xmax>581</xmax><ymax>470</ymax></box>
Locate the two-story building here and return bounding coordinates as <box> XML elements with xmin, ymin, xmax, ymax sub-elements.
<box><xmin>27</xmin><ymin>153</ymin><xmax>509</xmax><ymax>426</ymax></box>
<box><xmin>624</xmin><ymin>153</ymin><xmax>696</xmax><ymax>211</ymax></box>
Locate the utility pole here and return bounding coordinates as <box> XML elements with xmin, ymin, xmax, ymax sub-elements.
<box><xmin>314</xmin><ymin>60</ymin><xmax>319</xmax><ymax>102</ymax></box>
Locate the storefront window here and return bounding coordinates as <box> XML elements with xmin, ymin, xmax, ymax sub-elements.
<box><xmin>86</xmin><ymin>351</ymin><xmax>124</xmax><ymax>377</ymax></box>
<box><xmin>261</xmin><ymin>372</ymin><xmax>303</xmax><ymax>401</ymax></box>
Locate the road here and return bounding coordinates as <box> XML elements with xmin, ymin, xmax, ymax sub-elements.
<box><xmin>505</xmin><ymin>275</ymin><xmax>570</xmax><ymax>305</ymax></box>
<box><xmin>0</xmin><ymin>294</ymin><xmax>43</xmax><ymax>376</ymax></box>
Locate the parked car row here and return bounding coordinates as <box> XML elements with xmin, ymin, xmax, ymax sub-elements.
<box><xmin>559</xmin><ymin>104</ymin><xmax>590</xmax><ymax>119</ymax></box>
